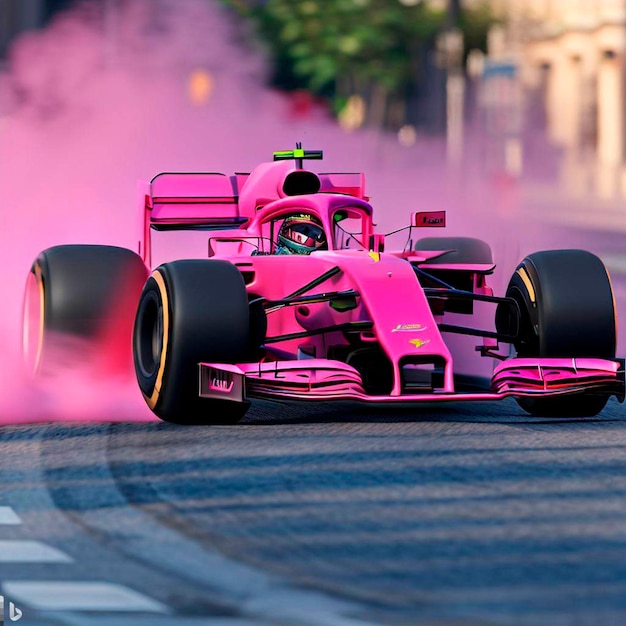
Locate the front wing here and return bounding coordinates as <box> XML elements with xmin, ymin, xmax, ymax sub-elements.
<box><xmin>198</xmin><ymin>357</ymin><xmax>625</xmax><ymax>404</ymax></box>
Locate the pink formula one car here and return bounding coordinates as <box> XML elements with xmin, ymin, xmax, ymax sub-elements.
<box><xmin>24</xmin><ymin>146</ymin><xmax>625</xmax><ymax>423</ymax></box>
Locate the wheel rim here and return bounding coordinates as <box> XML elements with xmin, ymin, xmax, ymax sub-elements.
<box><xmin>136</xmin><ymin>291</ymin><xmax>163</xmax><ymax>379</ymax></box>
<box><xmin>23</xmin><ymin>269</ymin><xmax>44</xmax><ymax>374</ymax></box>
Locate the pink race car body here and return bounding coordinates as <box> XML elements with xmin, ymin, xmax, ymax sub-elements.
<box><xmin>132</xmin><ymin>147</ymin><xmax>624</xmax><ymax>418</ymax></box>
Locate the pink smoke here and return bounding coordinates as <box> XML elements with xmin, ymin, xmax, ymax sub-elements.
<box><xmin>0</xmin><ymin>0</ymin><xmax>521</xmax><ymax>422</ymax></box>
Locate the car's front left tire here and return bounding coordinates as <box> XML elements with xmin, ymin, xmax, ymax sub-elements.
<box><xmin>133</xmin><ymin>259</ymin><xmax>254</xmax><ymax>424</ymax></box>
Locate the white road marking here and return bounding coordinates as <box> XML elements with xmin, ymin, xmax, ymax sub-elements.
<box><xmin>0</xmin><ymin>540</ymin><xmax>71</xmax><ymax>563</ymax></box>
<box><xmin>0</xmin><ymin>429</ymin><xmax>380</xmax><ymax>626</ymax></box>
<box><xmin>51</xmin><ymin>441</ymin><xmax>383</xmax><ymax>626</ymax></box>
<box><xmin>0</xmin><ymin>507</ymin><xmax>22</xmax><ymax>525</ymax></box>
<box><xmin>60</xmin><ymin>618</ymin><xmax>272</xmax><ymax>626</ymax></box>
<box><xmin>2</xmin><ymin>582</ymin><xmax>167</xmax><ymax>613</ymax></box>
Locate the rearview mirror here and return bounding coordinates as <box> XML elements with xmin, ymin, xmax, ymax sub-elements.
<box><xmin>413</xmin><ymin>211</ymin><xmax>446</xmax><ymax>227</ymax></box>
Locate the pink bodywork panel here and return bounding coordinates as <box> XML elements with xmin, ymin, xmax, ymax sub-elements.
<box><xmin>227</xmin><ymin>252</ymin><xmax>453</xmax><ymax>396</ymax></box>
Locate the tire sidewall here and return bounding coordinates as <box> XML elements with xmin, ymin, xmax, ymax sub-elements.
<box><xmin>134</xmin><ymin>260</ymin><xmax>252</xmax><ymax>423</ymax></box>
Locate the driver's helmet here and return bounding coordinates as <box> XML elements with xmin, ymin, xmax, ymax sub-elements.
<box><xmin>277</xmin><ymin>213</ymin><xmax>327</xmax><ymax>255</ymax></box>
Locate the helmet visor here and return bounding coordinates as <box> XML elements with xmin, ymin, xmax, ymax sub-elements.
<box><xmin>283</xmin><ymin>222</ymin><xmax>325</xmax><ymax>249</ymax></box>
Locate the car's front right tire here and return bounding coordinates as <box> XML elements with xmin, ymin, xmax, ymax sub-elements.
<box><xmin>496</xmin><ymin>249</ymin><xmax>616</xmax><ymax>417</ymax></box>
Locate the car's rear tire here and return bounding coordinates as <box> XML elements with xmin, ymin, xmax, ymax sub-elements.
<box><xmin>23</xmin><ymin>245</ymin><xmax>148</xmax><ymax>375</ymax></box>
<box><xmin>496</xmin><ymin>249</ymin><xmax>616</xmax><ymax>417</ymax></box>
<box><xmin>415</xmin><ymin>237</ymin><xmax>493</xmax><ymax>264</ymax></box>
<box><xmin>133</xmin><ymin>260</ymin><xmax>253</xmax><ymax>424</ymax></box>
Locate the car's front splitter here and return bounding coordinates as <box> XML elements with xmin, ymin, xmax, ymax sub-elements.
<box><xmin>197</xmin><ymin>357</ymin><xmax>625</xmax><ymax>405</ymax></box>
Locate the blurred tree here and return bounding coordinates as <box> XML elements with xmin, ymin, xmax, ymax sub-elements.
<box><xmin>225</xmin><ymin>0</ymin><xmax>493</xmax><ymax>129</ymax></box>
<box><xmin>243</xmin><ymin>0</ymin><xmax>494</xmax><ymax>130</ymax></box>
<box><xmin>251</xmin><ymin>0</ymin><xmax>438</xmax><ymax>127</ymax></box>
<box><xmin>458</xmin><ymin>1</ymin><xmax>493</xmax><ymax>55</ymax></box>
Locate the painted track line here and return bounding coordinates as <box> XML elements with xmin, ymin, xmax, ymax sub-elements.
<box><xmin>60</xmin><ymin>618</ymin><xmax>275</xmax><ymax>626</ymax></box>
<box><xmin>2</xmin><ymin>581</ymin><xmax>167</xmax><ymax>613</ymax></box>
<box><xmin>0</xmin><ymin>540</ymin><xmax>71</xmax><ymax>563</ymax></box>
<box><xmin>0</xmin><ymin>507</ymin><xmax>22</xmax><ymax>525</ymax></box>
<box><xmin>0</xmin><ymin>428</ymin><xmax>380</xmax><ymax>626</ymax></box>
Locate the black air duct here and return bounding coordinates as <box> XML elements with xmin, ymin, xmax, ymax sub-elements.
<box><xmin>282</xmin><ymin>170</ymin><xmax>321</xmax><ymax>196</ymax></box>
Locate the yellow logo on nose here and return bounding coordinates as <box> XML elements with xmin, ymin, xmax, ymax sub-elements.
<box><xmin>409</xmin><ymin>338</ymin><xmax>430</xmax><ymax>349</ymax></box>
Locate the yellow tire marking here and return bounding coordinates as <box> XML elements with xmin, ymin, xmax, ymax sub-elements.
<box><xmin>146</xmin><ymin>270</ymin><xmax>170</xmax><ymax>410</ymax></box>
<box><xmin>516</xmin><ymin>266</ymin><xmax>536</xmax><ymax>304</ymax></box>
<box><xmin>25</xmin><ymin>264</ymin><xmax>45</xmax><ymax>375</ymax></box>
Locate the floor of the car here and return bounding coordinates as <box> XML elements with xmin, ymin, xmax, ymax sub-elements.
<box><xmin>453</xmin><ymin>373</ymin><xmax>492</xmax><ymax>392</ymax></box>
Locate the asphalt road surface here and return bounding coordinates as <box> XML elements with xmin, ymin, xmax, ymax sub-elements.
<box><xmin>1</xmin><ymin>400</ymin><xmax>626</xmax><ymax>626</ymax></box>
<box><xmin>1</xmin><ymin>218</ymin><xmax>626</xmax><ymax>626</ymax></box>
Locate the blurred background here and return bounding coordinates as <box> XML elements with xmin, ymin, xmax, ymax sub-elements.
<box><xmin>1</xmin><ymin>6</ymin><xmax>626</xmax><ymax>623</ymax></box>
<box><xmin>3</xmin><ymin>0</ymin><xmax>625</xmax><ymax>201</ymax></box>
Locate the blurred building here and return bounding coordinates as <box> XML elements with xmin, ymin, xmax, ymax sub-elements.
<box><xmin>489</xmin><ymin>0</ymin><xmax>626</xmax><ymax>199</ymax></box>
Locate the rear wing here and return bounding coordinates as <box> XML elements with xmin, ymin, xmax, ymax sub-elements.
<box><xmin>149</xmin><ymin>173</ymin><xmax>242</xmax><ymax>226</ymax></box>
<box><xmin>138</xmin><ymin>172</ymin><xmax>251</xmax><ymax>264</ymax></box>
<box><xmin>146</xmin><ymin>171</ymin><xmax>366</xmax><ymax>225</ymax></box>
<box><xmin>137</xmin><ymin>168</ymin><xmax>369</xmax><ymax>263</ymax></box>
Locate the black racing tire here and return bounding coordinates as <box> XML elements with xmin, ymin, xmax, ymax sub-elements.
<box><xmin>23</xmin><ymin>245</ymin><xmax>148</xmax><ymax>375</ymax></box>
<box><xmin>495</xmin><ymin>249</ymin><xmax>616</xmax><ymax>417</ymax></box>
<box><xmin>414</xmin><ymin>237</ymin><xmax>493</xmax><ymax>265</ymax></box>
<box><xmin>133</xmin><ymin>260</ymin><xmax>253</xmax><ymax>425</ymax></box>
